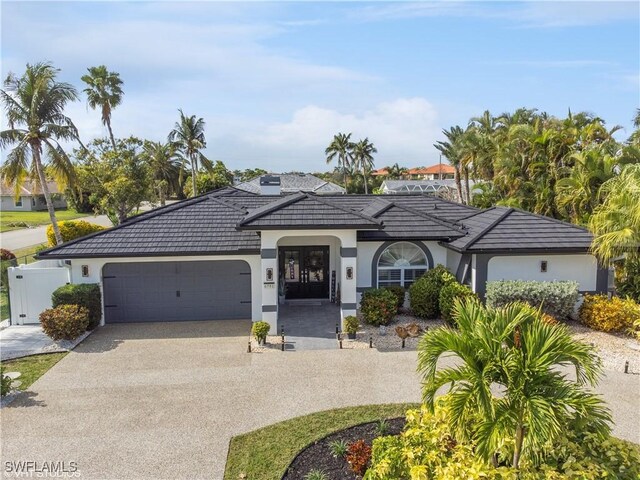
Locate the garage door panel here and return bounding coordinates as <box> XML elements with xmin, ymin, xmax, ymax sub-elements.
<box><xmin>103</xmin><ymin>261</ymin><xmax>251</xmax><ymax>323</ymax></box>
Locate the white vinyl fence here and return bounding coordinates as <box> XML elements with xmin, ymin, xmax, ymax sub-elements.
<box><xmin>8</xmin><ymin>260</ymin><xmax>70</xmax><ymax>325</ymax></box>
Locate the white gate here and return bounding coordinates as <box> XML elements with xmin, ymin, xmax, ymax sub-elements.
<box><xmin>8</xmin><ymin>261</ymin><xmax>70</xmax><ymax>325</ymax></box>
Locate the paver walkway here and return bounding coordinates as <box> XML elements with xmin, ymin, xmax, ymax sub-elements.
<box><xmin>0</xmin><ymin>321</ymin><xmax>638</xmax><ymax>480</ymax></box>
<box><xmin>278</xmin><ymin>300</ymin><xmax>340</xmax><ymax>350</ymax></box>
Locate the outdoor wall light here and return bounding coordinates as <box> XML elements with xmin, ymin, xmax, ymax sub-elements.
<box><xmin>346</xmin><ymin>266</ymin><xmax>353</xmax><ymax>280</ymax></box>
<box><xmin>81</xmin><ymin>265</ymin><xmax>89</xmax><ymax>277</ymax></box>
<box><xmin>266</xmin><ymin>267</ymin><xmax>274</xmax><ymax>282</ymax></box>
<box><xmin>540</xmin><ymin>261</ymin><xmax>548</xmax><ymax>273</ymax></box>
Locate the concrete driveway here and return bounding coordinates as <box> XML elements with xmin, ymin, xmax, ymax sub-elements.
<box><xmin>1</xmin><ymin>321</ymin><xmax>638</xmax><ymax>480</ymax></box>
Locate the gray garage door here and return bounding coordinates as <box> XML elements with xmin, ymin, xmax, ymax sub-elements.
<box><xmin>102</xmin><ymin>261</ymin><xmax>251</xmax><ymax>323</ymax></box>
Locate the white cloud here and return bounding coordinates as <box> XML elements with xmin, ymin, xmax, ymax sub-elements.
<box><xmin>245</xmin><ymin>98</ymin><xmax>442</xmax><ymax>169</ymax></box>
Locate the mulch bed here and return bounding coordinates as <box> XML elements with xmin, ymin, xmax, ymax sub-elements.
<box><xmin>282</xmin><ymin>417</ymin><xmax>405</xmax><ymax>480</ymax></box>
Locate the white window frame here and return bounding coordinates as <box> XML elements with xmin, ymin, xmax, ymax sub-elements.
<box><xmin>14</xmin><ymin>197</ymin><xmax>23</xmax><ymax>207</ymax></box>
<box><xmin>376</xmin><ymin>242</ymin><xmax>428</xmax><ymax>288</ymax></box>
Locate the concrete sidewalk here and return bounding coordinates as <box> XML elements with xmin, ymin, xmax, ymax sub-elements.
<box><xmin>0</xmin><ymin>325</ymin><xmax>89</xmax><ymax>360</ymax></box>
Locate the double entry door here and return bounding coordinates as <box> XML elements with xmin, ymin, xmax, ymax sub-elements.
<box><xmin>279</xmin><ymin>246</ymin><xmax>329</xmax><ymax>299</ymax></box>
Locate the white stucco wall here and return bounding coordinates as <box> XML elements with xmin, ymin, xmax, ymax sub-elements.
<box><xmin>69</xmin><ymin>255</ymin><xmax>263</xmax><ymax>325</ymax></box>
<box><xmin>486</xmin><ymin>254</ymin><xmax>599</xmax><ymax>291</ymax></box>
<box><xmin>1</xmin><ymin>195</ymin><xmax>32</xmax><ymax>211</ymax></box>
<box><xmin>446</xmin><ymin>249</ymin><xmax>462</xmax><ymax>274</ymax></box>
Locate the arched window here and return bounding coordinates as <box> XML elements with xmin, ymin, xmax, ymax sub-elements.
<box><xmin>377</xmin><ymin>242</ymin><xmax>428</xmax><ymax>288</ymax></box>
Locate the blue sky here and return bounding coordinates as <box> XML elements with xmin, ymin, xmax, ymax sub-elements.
<box><xmin>2</xmin><ymin>1</ymin><xmax>638</xmax><ymax>172</ymax></box>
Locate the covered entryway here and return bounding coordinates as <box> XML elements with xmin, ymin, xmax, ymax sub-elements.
<box><xmin>102</xmin><ymin>261</ymin><xmax>251</xmax><ymax>323</ymax></box>
<box><xmin>278</xmin><ymin>246</ymin><xmax>330</xmax><ymax>299</ymax></box>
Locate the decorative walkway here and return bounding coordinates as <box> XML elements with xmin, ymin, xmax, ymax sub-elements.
<box><xmin>0</xmin><ymin>325</ymin><xmax>90</xmax><ymax>360</ymax></box>
<box><xmin>278</xmin><ymin>300</ymin><xmax>341</xmax><ymax>350</ymax></box>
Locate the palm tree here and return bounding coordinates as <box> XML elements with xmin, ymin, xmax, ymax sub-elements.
<box><xmin>589</xmin><ymin>163</ymin><xmax>640</xmax><ymax>264</ymax></box>
<box><xmin>0</xmin><ymin>62</ymin><xmax>80</xmax><ymax>245</ymax></box>
<box><xmin>352</xmin><ymin>138</ymin><xmax>377</xmax><ymax>194</ymax></box>
<box><xmin>142</xmin><ymin>141</ymin><xmax>181</xmax><ymax>206</ymax></box>
<box><xmin>325</xmin><ymin>132</ymin><xmax>354</xmax><ymax>188</ymax></box>
<box><xmin>434</xmin><ymin>126</ymin><xmax>465</xmax><ymax>203</ymax></box>
<box><xmin>385</xmin><ymin>163</ymin><xmax>408</xmax><ymax>180</ymax></box>
<box><xmin>168</xmin><ymin>109</ymin><xmax>212</xmax><ymax>197</ymax></box>
<box><xmin>418</xmin><ymin>299</ymin><xmax>610</xmax><ymax>469</ymax></box>
<box><xmin>81</xmin><ymin>65</ymin><xmax>123</xmax><ymax>151</ymax></box>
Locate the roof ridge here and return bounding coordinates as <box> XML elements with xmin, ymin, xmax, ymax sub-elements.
<box><xmin>509</xmin><ymin>207</ymin><xmax>591</xmax><ymax>233</ymax></box>
<box><xmin>308</xmin><ymin>194</ymin><xmax>383</xmax><ymax>225</ymax></box>
<box><xmin>456</xmin><ymin>206</ymin><xmax>498</xmax><ymax>222</ymax></box>
<box><xmin>460</xmin><ymin>207</ymin><xmax>514</xmax><ymax>251</ymax></box>
<box><xmin>38</xmin><ymin>196</ymin><xmax>212</xmax><ymax>258</ymax></box>
<box><xmin>360</xmin><ymin>198</ymin><xmax>394</xmax><ymax>218</ymax></box>
<box><xmin>208</xmin><ymin>195</ymin><xmax>248</xmax><ymax>214</ymax></box>
<box><xmin>394</xmin><ymin>203</ymin><xmax>467</xmax><ymax>233</ymax></box>
<box><xmin>238</xmin><ymin>192</ymin><xmax>306</xmax><ymax>225</ymax></box>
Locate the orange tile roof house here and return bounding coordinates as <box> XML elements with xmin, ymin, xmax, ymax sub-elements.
<box><xmin>371</xmin><ymin>164</ymin><xmax>455</xmax><ymax>180</ymax></box>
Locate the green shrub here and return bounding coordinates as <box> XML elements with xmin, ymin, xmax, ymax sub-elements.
<box><xmin>615</xmin><ymin>256</ymin><xmax>640</xmax><ymax>303</ymax></box>
<box><xmin>52</xmin><ymin>283</ymin><xmax>102</xmax><ymax>330</ymax></box>
<box><xmin>39</xmin><ymin>304</ymin><xmax>89</xmax><ymax>341</ymax></box>
<box><xmin>46</xmin><ymin>220</ymin><xmax>106</xmax><ymax>247</ymax></box>
<box><xmin>304</xmin><ymin>470</ymin><xmax>328</xmax><ymax>480</ymax></box>
<box><xmin>409</xmin><ymin>265</ymin><xmax>455</xmax><ymax>319</ymax></box>
<box><xmin>383</xmin><ymin>286</ymin><xmax>405</xmax><ymax>312</ymax></box>
<box><xmin>486</xmin><ymin>280</ymin><xmax>579</xmax><ymax>319</ymax></box>
<box><xmin>365</xmin><ymin>401</ymin><xmax>640</xmax><ymax>480</ymax></box>
<box><xmin>439</xmin><ymin>282</ymin><xmax>477</xmax><ymax>326</ymax></box>
<box><xmin>344</xmin><ymin>315</ymin><xmax>359</xmax><ymax>334</ymax></box>
<box><xmin>1</xmin><ymin>367</ymin><xmax>13</xmax><ymax>397</ymax></box>
<box><xmin>251</xmin><ymin>321</ymin><xmax>270</xmax><ymax>344</ymax></box>
<box><xmin>360</xmin><ymin>288</ymin><xmax>398</xmax><ymax>326</ymax></box>
<box><xmin>329</xmin><ymin>439</ymin><xmax>348</xmax><ymax>458</ymax></box>
<box><xmin>0</xmin><ymin>248</ymin><xmax>17</xmax><ymax>289</ymax></box>
<box><xmin>579</xmin><ymin>294</ymin><xmax>640</xmax><ymax>334</ymax></box>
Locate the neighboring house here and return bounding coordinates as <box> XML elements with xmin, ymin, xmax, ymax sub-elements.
<box><xmin>0</xmin><ymin>181</ymin><xmax>67</xmax><ymax>212</ymax></box>
<box><xmin>34</xmin><ymin>177</ymin><xmax>607</xmax><ymax>333</ymax></box>
<box><xmin>380</xmin><ymin>179</ymin><xmax>477</xmax><ymax>203</ymax></box>
<box><xmin>372</xmin><ymin>164</ymin><xmax>456</xmax><ymax>180</ymax></box>
<box><xmin>234</xmin><ymin>173</ymin><xmax>345</xmax><ymax>195</ymax></box>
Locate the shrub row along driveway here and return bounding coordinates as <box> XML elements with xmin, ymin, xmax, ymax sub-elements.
<box><xmin>1</xmin><ymin>321</ymin><xmax>638</xmax><ymax>479</ymax></box>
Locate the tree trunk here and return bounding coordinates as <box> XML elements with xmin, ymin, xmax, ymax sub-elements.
<box><xmin>32</xmin><ymin>142</ymin><xmax>63</xmax><ymax>245</ymax></box>
<box><xmin>363</xmin><ymin>169</ymin><xmax>368</xmax><ymax>194</ymax></box>
<box><xmin>463</xmin><ymin>167</ymin><xmax>471</xmax><ymax>205</ymax></box>
<box><xmin>191</xmin><ymin>153</ymin><xmax>198</xmax><ymax>197</ymax></box>
<box><xmin>513</xmin><ymin>423</ymin><xmax>524</xmax><ymax>469</ymax></box>
<box><xmin>106</xmin><ymin>118</ymin><xmax>117</xmax><ymax>151</ymax></box>
<box><xmin>454</xmin><ymin>165</ymin><xmax>463</xmax><ymax>204</ymax></box>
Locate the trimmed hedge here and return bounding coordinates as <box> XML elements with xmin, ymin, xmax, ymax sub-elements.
<box><xmin>486</xmin><ymin>280</ymin><xmax>579</xmax><ymax>319</ymax></box>
<box><xmin>579</xmin><ymin>294</ymin><xmax>640</xmax><ymax>334</ymax></box>
<box><xmin>40</xmin><ymin>304</ymin><xmax>89</xmax><ymax>341</ymax></box>
<box><xmin>251</xmin><ymin>321</ymin><xmax>270</xmax><ymax>343</ymax></box>
<box><xmin>360</xmin><ymin>288</ymin><xmax>398</xmax><ymax>326</ymax></box>
<box><xmin>439</xmin><ymin>282</ymin><xmax>477</xmax><ymax>326</ymax></box>
<box><xmin>409</xmin><ymin>265</ymin><xmax>456</xmax><ymax>319</ymax></box>
<box><xmin>46</xmin><ymin>220</ymin><xmax>106</xmax><ymax>247</ymax></box>
<box><xmin>52</xmin><ymin>283</ymin><xmax>102</xmax><ymax>330</ymax></box>
<box><xmin>383</xmin><ymin>286</ymin><xmax>405</xmax><ymax>312</ymax></box>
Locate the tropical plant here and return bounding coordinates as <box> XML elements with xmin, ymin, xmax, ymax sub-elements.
<box><xmin>80</xmin><ymin>65</ymin><xmax>123</xmax><ymax>150</ymax></box>
<box><xmin>0</xmin><ymin>248</ymin><xmax>17</xmax><ymax>289</ymax></box>
<box><xmin>417</xmin><ymin>299</ymin><xmax>611</xmax><ymax>469</ymax></box>
<box><xmin>352</xmin><ymin>138</ymin><xmax>377</xmax><ymax>194</ymax></box>
<box><xmin>343</xmin><ymin>315</ymin><xmax>359</xmax><ymax>335</ymax></box>
<box><xmin>615</xmin><ymin>256</ymin><xmax>640</xmax><ymax>302</ymax></box>
<box><xmin>409</xmin><ymin>265</ymin><xmax>455</xmax><ymax>319</ymax></box>
<box><xmin>251</xmin><ymin>321</ymin><xmax>270</xmax><ymax>344</ymax></box>
<box><xmin>589</xmin><ymin>163</ymin><xmax>640</xmax><ymax>265</ymax></box>
<box><xmin>182</xmin><ymin>161</ymin><xmax>232</xmax><ymax>197</ymax></box>
<box><xmin>0</xmin><ymin>62</ymin><xmax>80</xmax><ymax>245</ymax></box>
<box><xmin>328</xmin><ymin>439</ymin><xmax>348</xmax><ymax>458</ymax></box>
<box><xmin>46</xmin><ymin>220</ymin><xmax>105</xmax><ymax>246</ymax></box>
<box><xmin>40</xmin><ymin>304</ymin><xmax>90</xmax><ymax>340</ymax></box>
<box><xmin>52</xmin><ymin>283</ymin><xmax>102</xmax><ymax>330</ymax></box>
<box><xmin>141</xmin><ymin>141</ymin><xmax>181</xmax><ymax>205</ymax></box>
<box><xmin>375</xmin><ymin>419</ymin><xmax>389</xmax><ymax>436</ymax></box>
<box><xmin>438</xmin><ymin>281</ymin><xmax>476</xmax><ymax>326</ymax></box>
<box><xmin>303</xmin><ymin>469</ymin><xmax>328</xmax><ymax>480</ymax></box>
<box><xmin>485</xmin><ymin>280</ymin><xmax>579</xmax><ymax>320</ymax></box>
<box><xmin>384</xmin><ymin>163</ymin><xmax>407</xmax><ymax>180</ymax></box>
<box><xmin>1</xmin><ymin>367</ymin><xmax>13</xmax><ymax>397</ymax></box>
<box><xmin>325</xmin><ymin>132</ymin><xmax>354</xmax><ymax>188</ymax></box>
<box><xmin>360</xmin><ymin>288</ymin><xmax>397</xmax><ymax>326</ymax></box>
<box><xmin>383</xmin><ymin>285</ymin><xmax>405</xmax><ymax>312</ymax></box>
<box><xmin>579</xmin><ymin>294</ymin><xmax>640</xmax><ymax>334</ymax></box>
<box><xmin>168</xmin><ymin>109</ymin><xmax>212</xmax><ymax>197</ymax></box>
<box><xmin>434</xmin><ymin>126</ymin><xmax>465</xmax><ymax>203</ymax></box>
<box><xmin>346</xmin><ymin>439</ymin><xmax>372</xmax><ymax>475</ymax></box>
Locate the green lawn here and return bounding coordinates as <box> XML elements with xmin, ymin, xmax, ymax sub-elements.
<box><xmin>224</xmin><ymin>403</ymin><xmax>419</xmax><ymax>480</ymax></box>
<box><xmin>0</xmin><ymin>353</ymin><xmax>67</xmax><ymax>390</ymax></box>
<box><xmin>0</xmin><ymin>289</ymin><xmax>8</xmax><ymax>321</ymax></box>
<box><xmin>1</xmin><ymin>209</ymin><xmax>85</xmax><ymax>232</ymax></box>
<box><xmin>1</xmin><ymin>244</ymin><xmax>44</xmax><ymax>320</ymax></box>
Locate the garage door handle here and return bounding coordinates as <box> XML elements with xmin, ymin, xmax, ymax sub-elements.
<box><xmin>176</xmin><ymin>290</ymin><xmax>181</xmax><ymax>297</ymax></box>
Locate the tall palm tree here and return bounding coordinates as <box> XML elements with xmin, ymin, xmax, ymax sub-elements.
<box><xmin>0</xmin><ymin>62</ymin><xmax>79</xmax><ymax>245</ymax></box>
<box><xmin>81</xmin><ymin>65</ymin><xmax>123</xmax><ymax>151</ymax></box>
<box><xmin>168</xmin><ymin>109</ymin><xmax>212</xmax><ymax>197</ymax></box>
<box><xmin>418</xmin><ymin>299</ymin><xmax>610</xmax><ymax>469</ymax></box>
<box><xmin>352</xmin><ymin>138</ymin><xmax>377</xmax><ymax>194</ymax></box>
<box><xmin>142</xmin><ymin>141</ymin><xmax>181</xmax><ymax>206</ymax></box>
<box><xmin>385</xmin><ymin>163</ymin><xmax>408</xmax><ymax>180</ymax></box>
<box><xmin>434</xmin><ymin>126</ymin><xmax>465</xmax><ymax>203</ymax></box>
<box><xmin>325</xmin><ymin>132</ymin><xmax>354</xmax><ymax>188</ymax></box>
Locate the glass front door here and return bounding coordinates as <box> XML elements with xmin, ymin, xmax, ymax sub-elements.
<box><xmin>279</xmin><ymin>246</ymin><xmax>329</xmax><ymax>299</ymax></box>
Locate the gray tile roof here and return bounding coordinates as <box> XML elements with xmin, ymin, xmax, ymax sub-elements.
<box><xmin>234</xmin><ymin>173</ymin><xmax>346</xmax><ymax>194</ymax></box>
<box><xmin>38</xmin><ymin>189</ymin><xmax>593</xmax><ymax>259</ymax></box>
<box><xmin>446</xmin><ymin>207</ymin><xmax>593</xmax><ymax>252</ymax></box>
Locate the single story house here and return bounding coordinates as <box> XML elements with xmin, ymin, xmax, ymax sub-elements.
<box><xmin>35</xmin><ymin>177</ymin><xmax>607</xmax><ymax>333</ymax></box>
<box><xmin>0</xmin><ymin>181</ymin><xmax>67</xmax><ymax>212</ymax></box>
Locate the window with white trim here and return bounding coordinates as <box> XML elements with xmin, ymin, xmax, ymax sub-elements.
<box><xmin>14</xmin><ymin>197</ymin><xmax>22</xmax><ymax>207</ymax></box>
<box><xmin>377</xmin><ymin>242</ymin><xmax>428</xmax><ymax>288</ymax></box>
